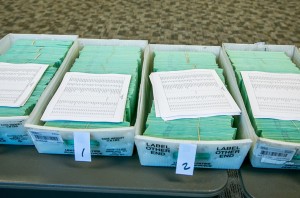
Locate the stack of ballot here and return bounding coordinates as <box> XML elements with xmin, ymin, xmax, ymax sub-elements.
<box><xmin>43</xmin><ymin>45</ymin><xmax>142</xmax><ymax>129</ymax></box>
<box><xmin>143</xmin><ymin>51</ymin><xmax>240</xmax><ymax>141</ymax></box>
<box><xmin>0</xmin><ymin>39</ymin><xmax>73</xmax><ymax>117</ymax></box>
<box><xmin>0</xmin><ymin>40</ymin><xmax>73</xmax><ymax>66</ymax></box>
<box><xmin>227</xmin><ymin>50</ymin><xmax>300</xmax><ymax>143</ymax></box>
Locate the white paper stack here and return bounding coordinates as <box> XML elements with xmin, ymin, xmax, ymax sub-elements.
<box><xmin>41</xmin><ymin>72</ymin><xmax>131</xmax><ymax>123</ymax></box>
<box><xmin>150</xmin><ymin>69</ymin><xmax>241</xmax><ymax>121</ymax></box>
<box><xmin>241</xmin><ymin>71</ymin><xmax>300</xmax><ymax>121</ymax></box>
<box><xmin>0</xmin><ymin>62</ymin><xmax>48</xmax><ymax>107</ymax></box>
<box><xmin>227</xmin><ymin>50</ymin><xmax>300</xmax><ymax>143</ymax></box>
<box><xmin>143</xmin><ymin>51</ymin><xmax>241</xmax><ymax>141</ymax></box>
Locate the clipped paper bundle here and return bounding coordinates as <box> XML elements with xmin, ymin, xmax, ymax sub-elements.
<box><xmin>44</xmin><ymin>45</ymin><xmax>142</xmax><ymax>129</ymax></box>
<box><xmin>0</xmin><ymin>39</ymin><xmax>73</xmax><ymax>117</ymax></box>
<box><xmin>143</xmin><ymin>51</ymin><xmax>239</xmax><ymax>141</ymax></box>
<box><xmin>227</xmin><ymin>50</ymin><xmax>300</xmax><ymax>143</ymax></box>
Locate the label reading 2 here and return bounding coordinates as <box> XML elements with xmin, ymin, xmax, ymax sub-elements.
<box><xmin>176</xmin><ymin>143</ymin><xmax>197</xmax><ymax>176</ymax></box>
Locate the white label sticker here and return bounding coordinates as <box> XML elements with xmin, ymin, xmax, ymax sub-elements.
<box><xmin>30</xmin><ymin>131</ymin><xmax>64</xmax><ymax>143</ymax></box>
<box><xmin>74</xmin><ymin>132</ymin><xmax>91</xmax><ymax>162</ymax></box>
<box><xmin>176</xmin><ymin>144</ymin><xmax>197</xmax><ymax>176</ymax></box>
<box><xmin>256</xmin><ymin>145</ymin><xmax>296</xmax><ymax>163</ymax></box>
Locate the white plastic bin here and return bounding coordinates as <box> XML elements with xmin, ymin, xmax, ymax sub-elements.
<box><xmin>25</xmin><ymin>38</ymin><xmax>148</xmax><ymax>156</ymax></box>
<box><xmin>135</xmin><ymin>44</ymin><xmax>252</xmax><ymax>169</ymax></box>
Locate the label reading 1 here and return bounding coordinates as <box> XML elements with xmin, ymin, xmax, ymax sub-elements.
<box><xmin>30</xmin><ymin>131</ymin><xmax>64</xmax><ymax>143</ymax></box>
<box><xmin>74</xmin><ymin>132</ymin><xmax>91</xmax><ymax>162</ymax></box>
<box><xmin>176</xmin><ymin>143</ymin><xmax>197</xmax><ymax>176</ymax></box>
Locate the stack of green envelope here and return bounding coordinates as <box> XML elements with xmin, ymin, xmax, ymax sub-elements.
<box><xmin>44</xmin><ymin>45</ymin><xmax>142</xmax><ymax>129</ymax></box>
<box><xmin>227</xmin><ymin>50</ymin><xmax>300</xmax><ymax>143</ymax></box>
<box><xmin>0</xmin><ymin>39</ymin><xmax>73</xmax><ymax>117</ymax></box>
<box><xmin>143</xmin><ymin>51</ymin><xmax>237</xmax><ymax>141</ymax></box>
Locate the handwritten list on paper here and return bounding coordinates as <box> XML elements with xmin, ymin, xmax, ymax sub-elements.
<box><xmin>241</xmin><ymin>71</ymin><xmax>300</xmax><ymax>120</ymax></box>
<box><xmin>41</xmin><ymin>72</ymin><xmax>131</xmax><ymax>122</ymax></box>
<box><xmin>150</xmin><ymin>69</ymin><xmax>241</xmax><ymax>121</ymax></box>
<box><xmin>0</xmin><ymin>62</ymin><xmax>48</xmax><ymax>107</ymax></box>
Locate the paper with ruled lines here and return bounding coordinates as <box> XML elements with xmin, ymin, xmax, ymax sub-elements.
<box><xmin>0</xmin><ymin>62</ymin><xmax>48</xmax><ymax>107</ymax></box>
<box><xmin>149</xmin><ymin>69</ymin><xmax>241</xmax><ymax>121</ymax></box>
<box><xmin>41</xmin><ymin>72</ymin><xmax>131</xmax><ymax>122</ymax></box>
<box><xmin>241</xmin><ymin>71</ymin><xmax>300</xmax><ymax>120</ymax></box>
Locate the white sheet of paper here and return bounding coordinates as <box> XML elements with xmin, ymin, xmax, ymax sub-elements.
<box><xmin>0</xmin><ymin>62</ymin><xmax>48</xmax><ymax>107</ymax></box>
<box><xmin>150</xmin><ymin>69</ymin><xmax>241</xmax><ymax>121</ymax></box>
<box><xmin>74</xmin><ymin>132</ymin><xmax>91</xmax><ymax>162</ymax></box>
<box><xmin>41</xmin><ymin>72</ymin><xmax>131</xmax><ymax>122</ymax></box>
<box><xmin>241</xmin><ymin>71</ymin><xmax>300</xmax><ymax>120</ymax></box>
<box><xmin>176</xmin><ymin>143</ymin><xmax>197</xmax><ymax>176</ymax></box>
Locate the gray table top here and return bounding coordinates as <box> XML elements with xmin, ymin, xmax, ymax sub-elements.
<box><xmin>0</xmin><ymin>145</ymin><xmax>228</xmax><ymax>197</ymax></box>
<box><xmin>240</xmin><ymin>162</ymin><xmax>300</xmax><ymax>198</ymax></box>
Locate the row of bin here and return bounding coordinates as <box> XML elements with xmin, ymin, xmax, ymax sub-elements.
<box><xmin>0</xmin><ymin>33</ymin><xmax>299</xmax><ymax>170</ymax></box>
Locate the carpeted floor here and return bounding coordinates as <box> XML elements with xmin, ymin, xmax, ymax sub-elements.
<box><xmin>0</xmin><ymin>0</ymin><xmax>299</xmax><ymax>46</ymax></box>
<box><xmin>0</xmin><ymin>0</ymin><xmax>299</xmax><ymax>197</ymax></box>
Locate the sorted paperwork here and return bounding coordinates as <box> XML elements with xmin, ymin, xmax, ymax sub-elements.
<box><xmin>0</xmin><ymin>39</ymin><xmax>73</xmax><ymax>117</ymax></box>
<box><xmin>241</xmin><ymin>71</ymin><xmax>300</xmax><ymax>120</ymax></box>
<box><xmin>0</xmin><ymin>62</ymin><xmax>48</xmax><ymax>107</ymax></box>
<box><xmin>44</xmin><ymin>45</ymin><xmax>142</xmax><ymax>128</ymax></box>
<box><xmin>0</xmin><ymin>40</ymin><xmax>73</xmax><ymax>66</ymax></box>
<box><xmin>41</xmin><ymin>72</ymin><xmax>131</xmax><ymax>123</ymax></box>
<box><xmin>227</xmin><ymin>50</ymin><xmax>300</xmax><ymax>143</ymax></box>
<box><xmin>150</xmin><ymin>69</ymin><xmax>241</xmax><ymax>121</ymax></box>
<box><xmin>143</xmin><ymin>51</ymin><xmax>239</xmax><ymax>141</ymax></box>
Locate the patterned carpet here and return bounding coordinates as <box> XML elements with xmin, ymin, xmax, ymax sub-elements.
<box><xmin>0</xmin><ymin>0</ymin><xmax>299</xmax><ymax>197</ymax></box>
<box><xmin>1</xmin><ymin>0</ymin><xmax>299</xmax><ymax>47</ymax></box>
